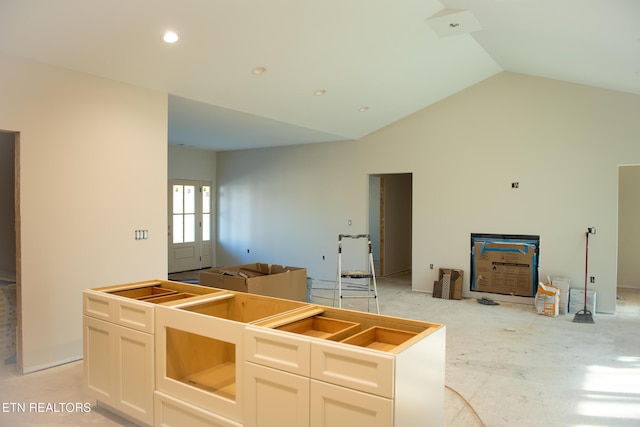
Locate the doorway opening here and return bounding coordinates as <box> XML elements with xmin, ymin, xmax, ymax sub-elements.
<box><xmin>617</xmin><ymin>165</ymin><xmax>640</xmax><ymax>313</ymax></box>
<box><xmin>168</xmin><ymin>179</ymin><xmax>213</xmax><ymax>273</ymax></box>
<box><xmin>368</xmin><ymin>173</ymin><xmax>412</xmax><ymax>278</ymax></box>
<box><xmin>0</xmin><ymin>130</ymin><xmax>20</xmax><ymax>373</ymax></box>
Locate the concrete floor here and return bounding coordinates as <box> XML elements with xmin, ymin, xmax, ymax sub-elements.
<box><xmin>1</xmin><ymin>272</ymin><xmax>639</xmax><ymax>426</ymax></box>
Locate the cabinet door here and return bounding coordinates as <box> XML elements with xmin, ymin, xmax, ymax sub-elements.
<box><xmin>114</xmin><ymin>324</ymin><xmax>154</xmax><ymax>425</ymax></box>
<box><xmin>83</xmin><ymin>316</ymin><xmax>115</xmax><ymax>405</ymax></box>
<box><xmin>154</xmin><ymin>391</ymin><xmax>243</xmax><ymax>427</ymax></box>
<box><xmin>244</xmin><ymin>362</ymin><xmax>310</xmax><ymax>427</ymax></box>
<box><xmin>310</xmin><ymin>380</ymin><xmax>393</xmax><ymax>427</ymax></box>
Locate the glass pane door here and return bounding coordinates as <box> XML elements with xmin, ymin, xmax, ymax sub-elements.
<box><xmin>168</xmin><ymin>180</ymin><xmax>214</xmax><ymax>273</ymax></box>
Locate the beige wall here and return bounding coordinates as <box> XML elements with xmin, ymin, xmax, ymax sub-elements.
<box><xmin>217</xmin><ymin>72</ymin><xmax>640</xmax><ymax>314</ymax></box>
<box><xmin>0</xmin><ymin>53</ymin><xmax>168</xmax><ymax>372</ymax></box>
<box><xmin>618</xmin><ymin>165</ymin><xmax>640</xmax><ymax>289</ymax></box>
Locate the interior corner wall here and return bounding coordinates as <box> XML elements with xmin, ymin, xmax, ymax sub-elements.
<box><xmin>617</xmin><ymin>165</ymin><xmax>640</xmax><ymax>289</ymax></box>
<box><xmin>216</xmin><ymin>71</ymin><xmax>640</xmax><ymax>314</ymax></box>
<box><xmin>0</xmin><ymin>53</ymin><xmax>168</xmax><ymax>372</ymax></box>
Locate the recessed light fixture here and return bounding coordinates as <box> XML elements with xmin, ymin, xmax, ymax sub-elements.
<box><xmin>252</xmin><ymin>66</ymin><xmax>267</xmax><ymax>75</ymax></box>
<box><xmin>163</xmin><ymin>31</ymin><xmax>179</xmax><ymax>43</ymax></box>
<box><xmin>314</xmin><ymin>89</ymin><xmax>326</xmax><ymax>96</ymax></box>
<box><xmin>358</xmin><ymin>107</ymin><xmax>369</xmax><ymax>112</ymax></box>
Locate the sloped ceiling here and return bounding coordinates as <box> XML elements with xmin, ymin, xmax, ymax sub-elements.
<box><xmin>0</xmin><ymin>0</ymin><xmax>638</xmax><ymax>150</ymax></box>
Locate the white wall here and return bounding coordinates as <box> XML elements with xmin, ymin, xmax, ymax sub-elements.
<box><xmin>217</xmin><ymin>72</ymin><xmax>640</xmax><ymax>314</ymax></box>
<box><xmin>0</xmin><ymin>53</ymin><xmax>168</xmax><ymax>372</ymax></box>
<box><xmin>168</xmin><ymin>145</ymin><xmax>217</xmax><ymax>183</ymax></box>
<box><xmin>617</xmin><ymin>165</ymin><xmax>640</xmax><ymax>289</ymax></box>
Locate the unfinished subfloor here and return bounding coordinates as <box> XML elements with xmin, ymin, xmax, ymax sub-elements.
<box><xmin>1</xmin><ymin>272</ymin><xmax>639</xmax><ymax>426</ymax></box>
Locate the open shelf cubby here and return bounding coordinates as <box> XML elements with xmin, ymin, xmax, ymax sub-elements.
<box><xmin>143</xmin><ymin>293</ymin><xmax>196</xmax><ymax>304</ymax></box>
<box><xmin>179</xmin><ymin>293</ymin><xmax>306</xmax><ymax>323</ymax></box>
<box><xmin>275</xmin><ymin>315</ymin><xmax>360</xmax><ymax>341</ymax></box>
<box><xmin>111</xmin><ymin>285</ymin><xmax>176</xmax><ymax>300</ymax></box>
<box><xmin>341</xmin><ymin>326</ymin><xmax>418</xmax><ymax>352</ymax></box>
<box><xmin>165</xmin><ymin>327</ymin><xmax>237</xmax><ymax>401</ymax></box>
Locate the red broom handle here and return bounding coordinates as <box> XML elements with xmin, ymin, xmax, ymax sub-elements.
<box><xmin>584</xmin><ymin>232</ymin><xmax>589</xmax><ymax>309</ymax></box>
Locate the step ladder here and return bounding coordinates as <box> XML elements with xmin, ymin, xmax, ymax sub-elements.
<box><xmin>333</xmin><ymin>234</ymin><xmax>380</xmax><ymax>314</ymax></box>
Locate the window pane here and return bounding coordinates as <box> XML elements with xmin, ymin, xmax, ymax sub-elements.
<box><xmin>184</xmin><ymin>186</ymin><xmax>195</xmax><ymax>214</ymax></box>
<box><xmin>184</xmin><ymin>214</ymin><xmax>195</xmax><ymax>243</ymax></box>
<box><xmin>203</xmin><ymin>186</ymin><xmax>211</xmax><ymax>214</ymax></box>
<box><xmin>173</xmin><ymin>185</ymin><xmax>183</xmax><ymax>214</ymax></box>
<box><xmin>203</xmin><ymin>213</ymin><xmax>210</xmax><ymax>241</ymax></box>
<box><xmin>173</xmin><ymin>215</ymin><xmax>183</xmax><ymax>243</ymax></box>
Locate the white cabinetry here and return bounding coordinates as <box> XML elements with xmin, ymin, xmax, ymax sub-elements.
<box><xmin>154</xmin><ymin>391</ymin><xmax>242</xmax><ymax>427</ymax></box>
<box><xmin>84</xmin><ymin>281</ymin><xmax>445</xmax><ymax>427</ymax></box>
<box><xmin>154</xmin><ymin>292</ymin><xmax>308</xmax><ymax>426</ymax></box>
<box><xmin>83</xmin><ymin>315</ymin><xmax>154</xmax><ymax>425</ymax></box>
<box><xmin>310</xmin><ymin>379</ymin><xmax>392</xmax><ymax>427</ymax></box>
<box><xmin>83</xmin><ymin>280</ymin><xmax>222</xmax><ymax>426</ymax></box>
<box><xmin>244</xmin><ymin>362</ymin><xmax>310</xmax><ymax>427</ymax></box>
<box><xmin>243</xmin><ymin>307</ymin><xmax>446</xmax><ymax>427</ymax></box>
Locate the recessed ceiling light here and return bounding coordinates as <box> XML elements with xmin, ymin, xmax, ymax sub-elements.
<box><xmin>252</xmin><ymin>67</ymin><xmax>267</xmax><ymax>75</ymax></box>
<box><xmin>163</xmin><ymin>31</ymin><xmax>179</xmax><ymax>43</ymax></box>
<box><xmin>358</xmin><ymin>107</ymin><xmax>369</xmax><ymax>112</ymax></box>
<box><xmin>314</xmin><ymin>89</ymin><xmax>326</xmax><ymax>96</ymax></box>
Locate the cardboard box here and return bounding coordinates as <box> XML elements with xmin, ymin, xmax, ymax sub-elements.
<box><xmin>534</xmin><ymin>283</ymin><xmax>559</xmax><ymax>317</ymax></box>
<box><xmin>433</xmin><ymin>268</ymin><xmax>463</xmax><ymax>300</ymax></box>
<box><xmin>472</xmin><ymin>241</ymin><xmax>536</xmax><ymax>297</ymax></box>
<box><xmin>199</xmin><ymin>263</ymin><xmax>307</xmax><ymax>302</ymax></box>
<box><xmin>569</xmin><ymin>288</ymin><xmax>596</xmax><ymax>314</ymax></box>
<box><xmin>551</xmin><ymin>277</ymin><xmax>571</xmax><ymax>315</ymax></box>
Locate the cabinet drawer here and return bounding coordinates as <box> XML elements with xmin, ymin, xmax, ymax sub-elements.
<box><xmin>83</xmin><ymin>289</ymin><xmax>154</xmax><ymax>333</ymax></box>
<box><xmin>310</xmin><ymin>340</ymin><xmax>394</xmax><ymax>398</ymax></box>
<box><xmin>154</xmin><ymin>391</ymin><xmax>243</xmax><ymax>427</ymax></box>
<box><xmin>83</xmin><ymin>290</ymin><xmax>112</xmax><ymax>322</ymax></box>
<box><xmin>244</xmin><ymin>326</ymin><xmax>311</xmax><ymax>376</ymax></box>
<box><xmin>310</xmin><ymin>380</ymin><xmax>392</xmax><ymax>427</ymax></box>
<box><xmin>113</xmin><ymin>297</ymin><xmax>154</xmax><ymax>333</ymax></box>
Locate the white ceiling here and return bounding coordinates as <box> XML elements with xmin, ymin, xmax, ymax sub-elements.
<box><xmin>1</xmin><ymin>0</ymin><xmax>638</xmax><ymax>151</ymax></box>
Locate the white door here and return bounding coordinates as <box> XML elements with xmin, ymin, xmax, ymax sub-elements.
<box><xmin>168</xmin><ymin>180</ymin><xmax>213</xmax><ymax>273</ymax></box>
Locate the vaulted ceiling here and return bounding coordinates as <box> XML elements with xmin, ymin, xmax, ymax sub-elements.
<box><xmin>1</xmin><ymin>0</ymin><xmax>638</xmax><ymax>150</ymax></box>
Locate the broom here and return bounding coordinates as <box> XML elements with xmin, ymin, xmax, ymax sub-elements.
<box><xmin>573</xmin><ymin>227</ymin><xmax>595</xmax><ymax>323</ymax></box>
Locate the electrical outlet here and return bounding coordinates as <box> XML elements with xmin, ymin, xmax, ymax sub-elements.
<box><xmin>590</xmin><ymin>276</ymin><xmax>595</xmax><ymax>283</ymax></box>
<box><xmin>322</xmin><ymin>255</ymin><xmax>325</xmax><ymax>260</ymax></box>
<box><xmin>247</xmin><ymin>249</ymin><xmax>250</xmax><ymax>254</ymax></box>
<box><xmin>511</xmin><ymin>182</ymin><xmax>519</xmax><ymax>189</ymax></box>
<box><xmin>430</xmin><ymin>264</ymin><xmax>434</xmax><ymax>269</ymax></box>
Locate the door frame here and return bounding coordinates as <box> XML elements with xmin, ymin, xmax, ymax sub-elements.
<box><xmin>368</xmin><ymin>173</ymin><xmax>412</xmax><ymax>278</ymax></box>
<box><xmin>1</xmin><ymin>130</ymin><xmax>22</xmax><ymax>372</ymax></box>
<box><xmin>168</xmin><ymin>179</ymin><xmax>213</xmax><ymax>273</ymax></box>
